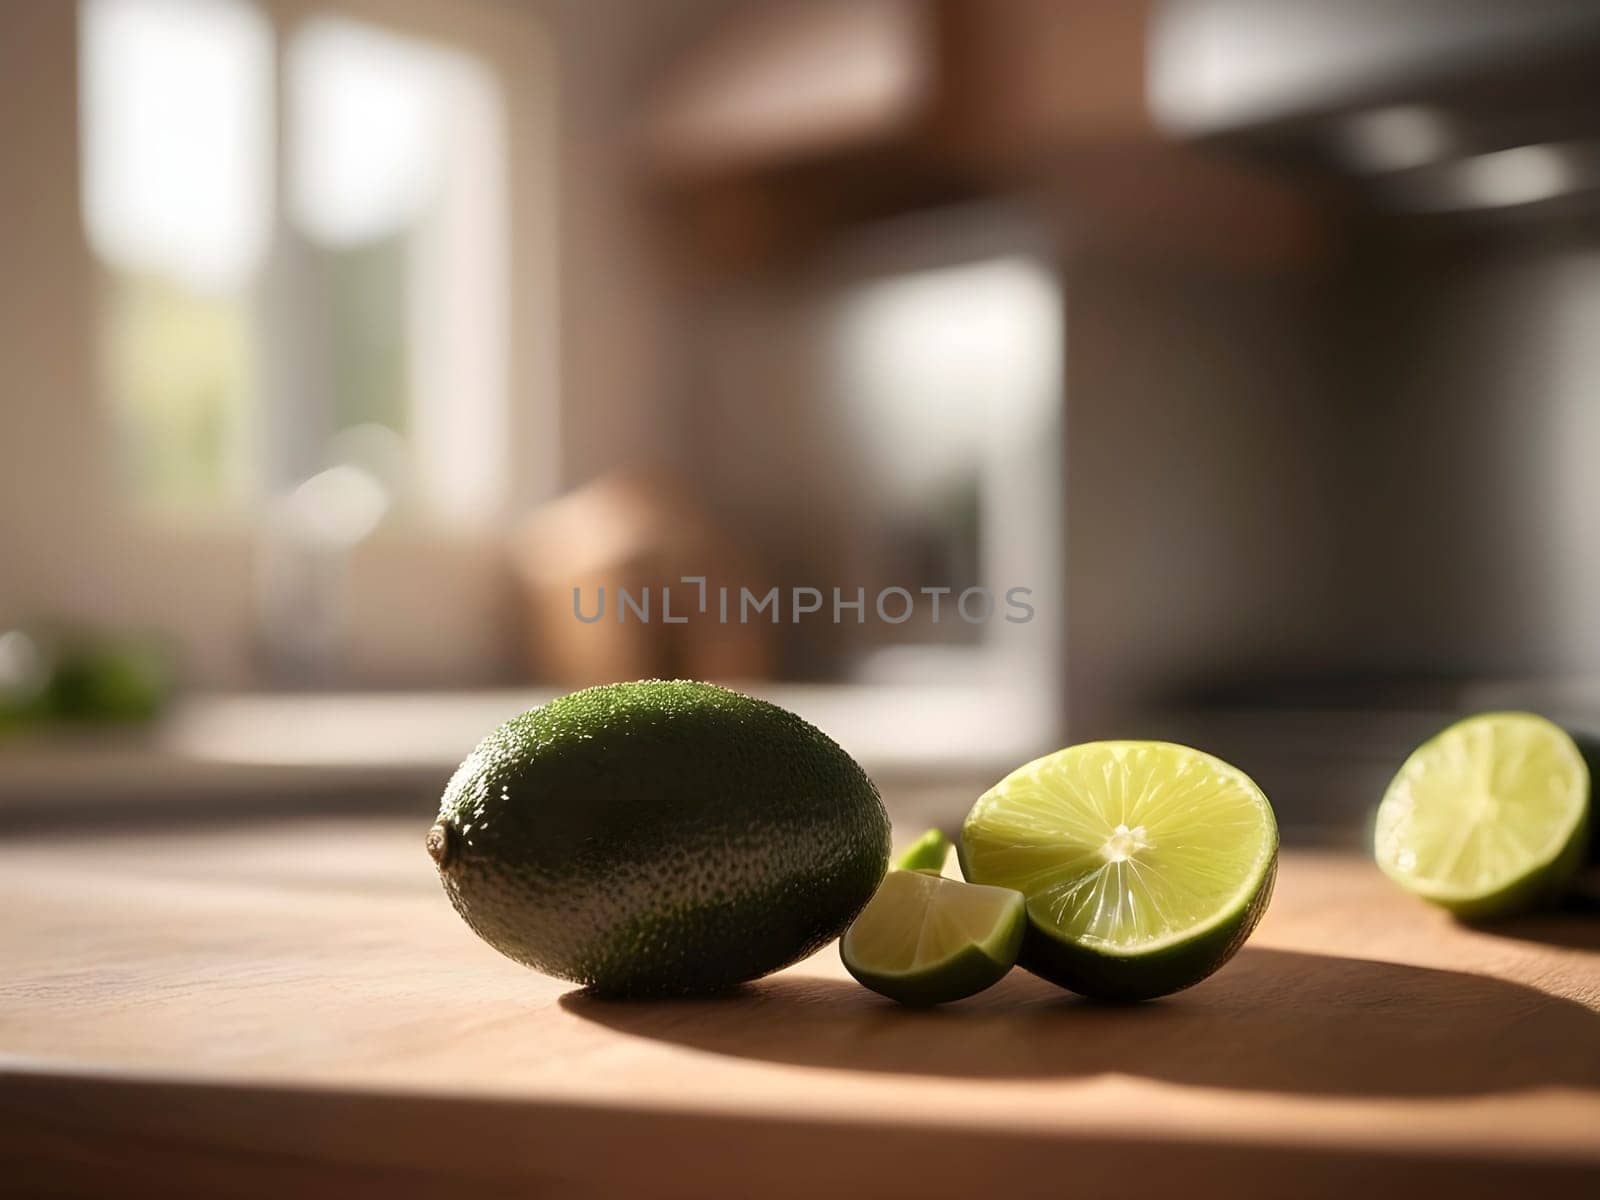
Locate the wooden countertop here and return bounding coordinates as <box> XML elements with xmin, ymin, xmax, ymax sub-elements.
<box><xmin>2</xmin><ymin>818</ymin><xmax>1597</xmax><ymax>1198</ymax></box>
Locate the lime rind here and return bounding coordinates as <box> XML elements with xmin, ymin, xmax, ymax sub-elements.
<box><xmin>841</xmin><ymin>869</ymin><xmax>1025</xmax><ymax>1006</ymax></box>
<box><xmin>1016</xmin><ymin>856</ymin><xmax>1276</xmax><ymax>1002</ymax></box>
<box><xmin>1374</xmin><ymin>712</ymin><xmax>1591</xmax><ymax>918</ymax></box>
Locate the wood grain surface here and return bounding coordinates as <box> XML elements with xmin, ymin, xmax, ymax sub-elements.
<box><xmin>2</xmin><ymin>818</ymin><xmax>1597</xmax><ymax>1198</ymax></box>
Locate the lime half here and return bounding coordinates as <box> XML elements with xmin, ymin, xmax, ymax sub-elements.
<box><xmin>896</xmin><ymin>828</ymin><xmax>951</xmax><ymax>873</ymax></box>
<box><xmin>841</xmin><ymin>869</ymin><xmax>1025</xmax><ymax>1005</ymax></box>
<box><xmin>961</xmin><ymin>741</ymin><xmax>1278</xmax><ymax>1001</ymax></box>
<box><xmin>1375</xmin><ymin>712</ymin><xmax>1590</xmax><ymax>919</ymax></box>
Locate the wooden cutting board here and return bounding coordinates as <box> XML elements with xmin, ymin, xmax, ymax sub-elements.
<box><xmin>1</xmin><ymin>817</ymin><xmax>1597</xmax><ymax>1198</ymax></box>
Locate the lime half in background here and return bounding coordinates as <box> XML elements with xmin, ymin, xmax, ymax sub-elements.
<box><xmin>961</xmin><ymin>741</ymin><xmax>1278</xmax><ymax>1001</ymax></box>
<box><xmin>1375</xmin><ymin>712</ymin><xmax>1590</xmax><ymax>919</ymax></box>
<box><xmin>841</xmin><ymin>869</ymin><xmax>1025</xmax><ymax>1006</ymax></box>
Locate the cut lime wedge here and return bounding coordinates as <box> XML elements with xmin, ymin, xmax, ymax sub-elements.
<box><xmin>840</xmin><ymin>869</ymin><xmax>1025</xmax><ymax>1005</ymax></box>
<box><xmin>1375</xmin><ymin>712</ymin><xmax>1590</xmax><ymax>919</ymax></box>
<box><xmin>895</xmin><ymin>828</ymin><xmax>951</xmax><ymax>874</ymax></box>
<box><xmin>961</xmin><ymin>741</ymin><xmax>1278</xmax><ymax>1001</ymax></box>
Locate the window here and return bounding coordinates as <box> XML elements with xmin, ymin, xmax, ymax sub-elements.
<box><xmin>827</xmin><ymin>252</ymin><xmax>1061</xmax><ymax>673</ymax></box>
<box><xmin>80</xmin><ymin>0</ymin><xmax>512</xmax><ymax>525</ymax></box>
<box><xmin>80</xmin><ymin>0</ymin><xmax>271</xmax><ymax>508</ymax></box>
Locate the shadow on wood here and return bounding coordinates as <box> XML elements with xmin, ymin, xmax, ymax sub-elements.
<box><xmin>562</xmin><ymin>946</ymin><xmax>1600</xmax><ymax>1096</ymax></box>
<box><xmin>1467</xmin><ymin>908</ymin><xmax>1600</xmax><ymax>950</ymax></box>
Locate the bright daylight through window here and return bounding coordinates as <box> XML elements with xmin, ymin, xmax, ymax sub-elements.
<box><xmin>79</xmin><ymin>0</ymin><xmax>510</xmax><ymax>525</ymax></box>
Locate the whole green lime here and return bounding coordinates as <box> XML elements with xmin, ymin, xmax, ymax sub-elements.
<box><xmin>428</xmin><ymin>681</ymin><xmax>890</xmax><ymax>996</ymax></box>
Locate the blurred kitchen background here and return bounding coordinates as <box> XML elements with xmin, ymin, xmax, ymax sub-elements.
<box><xmin>4</xmin><ymin>0</ymin><xmax>1600</xmax><ymax>840</ymax></box>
